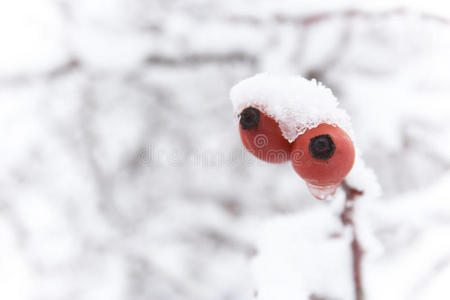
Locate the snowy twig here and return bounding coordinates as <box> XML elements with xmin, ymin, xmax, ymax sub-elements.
<box><xmin>340</xmin><ymin>180</ymin><xmax>364</xmax><ymax>300</ymax></box>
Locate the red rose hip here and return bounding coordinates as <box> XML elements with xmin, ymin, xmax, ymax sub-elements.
<box><xmin>291</xmin><ymin>123</ymin><xmax>355</xmax><ymax>199</ymax></box>
<box><xmin>239</xmin><ymin>107</ymin><xmax>291</xmax><ymax>163</ymax></box>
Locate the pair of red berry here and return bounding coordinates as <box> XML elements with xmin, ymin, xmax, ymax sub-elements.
<box><xmin>238</xmin><ymin>107</ymin><xmax>355</xmax><ymax>199</ymax></box>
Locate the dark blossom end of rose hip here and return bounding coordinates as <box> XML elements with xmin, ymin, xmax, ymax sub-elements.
<box><xmin>309</xmin><ymin>134</ymin><xmax>336</xmax><ymax>160</ymax></box>
<box><xmin>239</xmin><ymin>107</ymin><xmax>260</xmax><ymax>130</ymax></box>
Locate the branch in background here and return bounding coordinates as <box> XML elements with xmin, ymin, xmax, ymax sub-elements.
<box><xmin>0</xmin><ymin>58</ymin><xmax>81</xmax><ymax>86</ymax></box>
<box><xmin>47</xmin><ymin>58</ymin><xmax>80</xmax><ymax>79</ymax></box>
<box><xmin>145</xmin><ymin>52</ymin><xmax>257</xmax><ymax>67</ymax></box>
<box><xmin>227</xmin><ymin>7</ymin><xmax>450</xmax><ymax>26</ymax></box>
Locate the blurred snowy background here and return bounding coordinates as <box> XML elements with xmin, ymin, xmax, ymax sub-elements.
<box><xmin>1</xmin><ymin>0</ymin><xmax>450</xmax><ymax>299</ymax></box>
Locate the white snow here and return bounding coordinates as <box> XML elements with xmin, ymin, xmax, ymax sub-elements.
<box><xmin>347</xmin><ymin>155</ymin><xmax>382</xmax><ymax>199</ymax></box>
<box><xmin>362</xmin><ymin>172</ymin><xmax>450</xmax><ymax>300</ymax></box>
<box><xmin>230</xmin><ymin>73</ymin><xmax>353</xmax><ymax>142</ymax></box>
<box><xmin>252</xmin><ymin>201</ymin><xmax>354</xmax><ymax>300</ymax></box>
<box><xmin>253</xmin><ymin>171</ymin><xmax>450</xmax><ymax>300</ymax></box>
<box><xmin>0</xmin><ymin>0</ymin><xmax>66</xmax><ymax>76</ymax></box>
<box><xmin>1</xmin><ymin>1</ymin><xmax>450</xmax><ymax>300</ymax></box>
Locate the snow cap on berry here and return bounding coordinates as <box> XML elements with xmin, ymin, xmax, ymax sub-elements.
<box><xmin>230</xmin><ymin>73</ymin><xmax>353</xmax><ymax>143</ymax></box>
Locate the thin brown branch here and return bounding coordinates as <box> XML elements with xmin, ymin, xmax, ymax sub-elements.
<box><xmin>341</xmin><ymin>180</ymin><xmax>364</xmax><ymax>300</ymax></box>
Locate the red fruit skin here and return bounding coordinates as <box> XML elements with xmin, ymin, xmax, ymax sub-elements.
<box><xmin>291</xmin><ymin>123</ymin><xmax>355</xmax><ymax>186</ymax></box>
<box><xmin>239</xmin><ymin>111</ymin><xmax>291</xmax><ymax>164</ymax></box>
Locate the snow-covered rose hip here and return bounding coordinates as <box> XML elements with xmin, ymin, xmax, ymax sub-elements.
<box><xmin>238</xmin><ymin>107</ymin><xmax>291</xmax><ymax>163</ymax></box>
<box><xmin>291</xmin><ymin>123</ymin><xmax>355</xmax><ymax>199</ymax></box>
<box><xmin>230</xmin><ymin>74</ymin><xmax>356</xmax><ymax>198</ymax></box>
